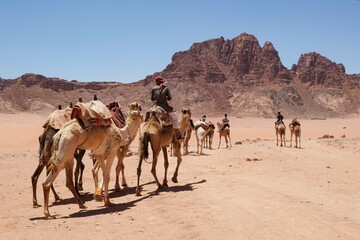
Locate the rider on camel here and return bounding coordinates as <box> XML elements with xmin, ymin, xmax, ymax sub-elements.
<box><xmin>150</xmin><ymin>75</ymin><xmax>183</xmax><ymax>139</ymax></box>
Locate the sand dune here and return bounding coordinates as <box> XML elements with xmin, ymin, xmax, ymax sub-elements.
<box><xmin>0</xmin><ymin>113</ymin><xmax>359</xmax><ymax>239</ymax></box>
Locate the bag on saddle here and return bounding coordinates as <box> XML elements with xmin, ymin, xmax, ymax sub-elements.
<box><xmin>145</xmin><ymin>106</ymin><xmax>173</xmax><ymax>127</ymax></box>
<box><xmin>71</xmin><ymin>100</ymin><xmax>113</xmax><ymax>128</ymax></box>
<box><xmin>43</xmin><ymin>107</ymin><xmax>72</xmax><ymax>130</ymax></box>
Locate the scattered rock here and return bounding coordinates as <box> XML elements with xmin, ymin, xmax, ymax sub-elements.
<box><xmin>319</xmin><ymin>134</ymin><xmax>334</xmax><ymax>139</ymax></box>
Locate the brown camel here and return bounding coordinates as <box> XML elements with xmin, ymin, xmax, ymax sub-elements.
<box><xmin>217</xmin><ymin>122</ymin><xmax>232</xmax><ymax>149</ymax></box>
<box><xmin>205</xmin><ymin>122</ymin><xmax>215</xmax><ymax>149</ymax></box>
<box><xmin>42</xmin><ymin>100</ymin><xmax>143</xmax><ymax>218</ymax></box>
<box><xmin>135</xmin><ymin>107</ymin><xmax>191</xmax><ymax>196</ymax></box>
<box><xmin>289</xmin><ymin>119</ymin><xmax>301</xmax><ymax>148</ymax></box>
<box><xmin>182</xmin><ymin>118</ymin><xmax>194</xmax><ymax>155</ymax></box>
<box><xmin>275</xmin><ymin>122</ymin><xmax>286</xmax><ymax>147</ymax></box>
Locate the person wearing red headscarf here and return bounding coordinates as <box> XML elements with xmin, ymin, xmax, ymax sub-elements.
<box><xmin>151</xmin><ymin>75</ymin><xmax>183</xmax><ymax>139</ymax></box>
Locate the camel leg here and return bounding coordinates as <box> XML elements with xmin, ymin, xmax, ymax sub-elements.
<box><xmin>172</xmin><ymin>141</ymin><xmax>182</xmax><ymax>183</ymax></box>
<box><xmin>136</xmin><ymin>154</ymin><xmax>144</xmax><ymax>196</ymax></box>
<box><xmin>42</xmin><ymin>167</ymin><xmax>62</xmax><ymax>219</ymax></box>
<box><xmin>74</xmin><ymin>149</ymin><xmax>86</xmax><ymax>194</ymax></box>
<box><xmin>218</xmin><ymin>135</ymin><xmax>222</xmax><ymax>149</ymax></box>
<box><xmin>115</xmin><ymin>147</ymin><xmax>127</xmax><ymax>192</ymax></box>
<box><xmin>290</xmin><ymin>132</ymin><xmax>293</xmax><ymax>147</ymax></box>
<box><xmin>182</xmin><ymin>142</ymin><xmax>186</xmax><ymax>155</ymax></box>
<box><xmin>228</xmin><ymin>134</ymin><xmax>232</xmax><ymax>148</ymax></box>
<box><xmin>150</xmin><ymin>148</ymin><xmax>162</xmax><ymax>189</ymax></box>
<box><xmin>225</xmin><ymin>136</ymin><xmax>228</xmax><ymax>148</ymax></box>
<box><xmin>283</xmin><ymin>133</ymin><xmax>286</xmax><ymax>147</ymax></box>
<box><xmin>298</xmin><ymin>133</ymin><xmax>301</xmax><ymax>148</ymax></box>
<box><xmin>92</xmin><ymin>160</ymin><xmax>103</xmax><ymax>202</ymax></box>
<box><xmin>196</xmin><ymin>135</ymin><xmax>200</xmax><ymax>155</ymax></box>
<box><xmin>276</xmin><ymin>133</ymin><xmax>279</xmax><ymax>146</ymax></box>
<box><xmin>45</xmin><ymin>167</ymin><xmax>61</xmax><ymax>202</ymax></box>
<box><xmin>31</xmin><ymin>163</ymin><xmax>45</xmax><ymax>207</ymax></box>
<box><xmin>201</xmin><ymin>138</ymin><xmax>205</xmax><ymax>154</ymax></box>
<box><xmin>162</xmin><ymin>146</ymin><xmax>169</xmax><ymax>187</ymax></box>
<box><xmin>64</xmin><ymin>160</ymin><xmax>86</xmax><ymax>209</ymax></box>
<box><xmin>98</xmin><ymin>155</ymin><xmax>116</xmax><ymax>207</ymax></box>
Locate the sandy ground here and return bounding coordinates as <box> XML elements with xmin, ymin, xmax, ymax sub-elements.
<box><xmin>0</xmin><ymin>112</ymin><xmax>359</xmax><ymax>240</ymax></box>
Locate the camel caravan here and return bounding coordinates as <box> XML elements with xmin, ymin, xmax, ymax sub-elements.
<box><xmin>31</xmin><ymin>92</ymin><xmax>302</xmax><ymax>218</ymax></box>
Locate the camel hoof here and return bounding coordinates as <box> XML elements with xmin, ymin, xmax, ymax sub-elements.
<box><xmin>172</xmin><ymin>176</ymin><xmax>178</xmax><ymax>183</ymax></box>
<box><xmin>104</xmin><ymin>199</ymin><xmax>113</xmax><ymax>207</ymax></box>
<box><xmin>94</xmin><ymin>194</ymin><xmax>103</xmax><ymax>202</ymax></box>
<box><xmin>114</xmin><ymin>185</ymin><xmax>121</xmax><ymax>192</ymax></box>
<box><xmin>135</xmin><ymin>192</ymin><xmax>141</xmax><ymax>196</ymax></box>
<box><xmin>79</xmin><ymin>203</ymin><xmax>87</xmax><ymax>209</ymax></box>
<box><xmin>33</xmin><ymin>202</ymin><xmax>41</xmax><ymax>208</ymax></box>
<box><xmin>163</xmin><ymin>182</ymin><xmax>168</xmax><ymax>187</ymax></box>
<box><xmin>44</xmin><ymin>213</ymin><xmax>56</xmax><ymax>219</ymax></box>
<box><xmin>122</xmin><ymin>183</ymin><xmax>128</xmax><ymax>187</ymax></box>
<box><xmin>94</xmin><ymin>188</ymin><xmax>103</xmax><ymax>202</ymax></box>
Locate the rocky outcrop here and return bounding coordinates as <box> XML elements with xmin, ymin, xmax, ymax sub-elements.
<box><xmin>294</xmin><ymin>52</ymin><xmax>346</xmax><ymax>87</ymax></box>
<box><xmin>0</xmin><ymin>33</ymin><xmax>359</xmax><ymax>117</ymax></box>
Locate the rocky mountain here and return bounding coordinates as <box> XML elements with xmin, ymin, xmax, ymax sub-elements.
<box><xmin>1</xmin><ymin>33</ymin><xmax>359</xmax><ymax>118</ymax></box>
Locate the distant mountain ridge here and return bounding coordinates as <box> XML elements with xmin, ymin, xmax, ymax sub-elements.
<box><xmin>1</xmin><ymin>33</ymin><xmax>359</xmax><ymax>118</ymax></box>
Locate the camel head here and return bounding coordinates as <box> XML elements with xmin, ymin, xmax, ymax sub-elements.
<box><xmin>180</xmin><ymin>107</ymin><xmax>191</xmax><ymax>120</ymax></box>
<box><xmin>126</xmin><ymin>110</ymin><xmax>144</xmax><ymax>126</ymax></box>
<box><xmin>129</xmin><ymin>102</ymin><xmax>142</xmax><ymax>112</ymax></box>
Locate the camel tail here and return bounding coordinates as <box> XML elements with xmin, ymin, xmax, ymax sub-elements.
<box><xmin>139</xmin><ymin>132</ymin><xmax>150</xmax><ymax>160</ymax></box>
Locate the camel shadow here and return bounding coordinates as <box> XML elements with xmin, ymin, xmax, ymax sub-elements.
<box><xmin>30</xmin><ymin>179</ymin><xmax>206</xmax><ymax>220</ymax></box>
<box><xmin>64</xmin><ymin>179</ymin><xmax>206</xmax><ymax>218</ymax></box>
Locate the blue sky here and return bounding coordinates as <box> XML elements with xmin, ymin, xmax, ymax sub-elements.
<box><xmin>1</xmin><ymin>0</ymin><xmax>359</xmax><ymax>83</ymax></box>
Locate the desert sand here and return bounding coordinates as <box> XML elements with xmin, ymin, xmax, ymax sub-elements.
<box><xmin>0</xmin><ymin>112</ymin><xmax>359</xmax><ymax>240</ymax></box>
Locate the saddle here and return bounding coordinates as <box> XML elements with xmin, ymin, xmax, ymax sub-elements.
<box><xmin>289</xmin><ymin>120</ymin><xmax>300</xmax><ymax>128</ymax></box>
<box><xmin>145</xmin><ymin>106</ymin><xmax>173</xmax><ymax>127</ymax></box>
<box><xmin>194</xmin><ymin>123</ymin><xmax>209</xmax><ymax>131</ymax></box>
<box><xmin>71</xmin><ymin>100</ymin><xmax>113</xmax><ymax>129</ymax></box>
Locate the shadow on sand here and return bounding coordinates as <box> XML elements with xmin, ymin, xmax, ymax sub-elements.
<box><xmin>30</xmin><ymin>179</ymin><xmax>206</xmax><ymax>220</ymax></box>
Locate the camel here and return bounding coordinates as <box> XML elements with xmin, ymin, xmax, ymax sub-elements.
<box><xmin>182</xmin><ymin>119</ymin><xmax>194</xmax><ymax>155</ymax></box>
<box><xmin>135</xmin><ymin>107</ymin><xmax>191</xmax><ymax>196</ymax></box>
<box><xmin>217</xmin><ymin>122</ymin><xmax>232</xmax><ymax>149</ymax></box>
<box><xmin>205</xmin><ymin>122</ymin><xmax>215</xmax><ymax>149</ymax></box>
<box><xmin>31</xmin><ymin>106</ymin><xmax>73</xmax><ymax>207</ymax></box>
<box><xmin>170</xmin><ymin>110</ymin><xmax>193</xmax><ymax>156</ymax></box>
<box><xmin>92</xmin><ymin>101</ymin><xmax>143</xmax><ymax>192</ymax></box>
<box><xmin>194</xmin><ymin>121</ymin><xmax>209</xmax><ymax>155</ymax></box>
<box><xmin>42</xmin><ymin>100</ymin><xmax>143</xmax><ymax>218</ymax></box>
<box><xmin>275</xmin><ymin>122</ymin><xmax>286</xmax><ymax>147</ymax></box>
<box><xmin>289</xmin><ymin>119</ymin><xmax>301</xmax><ymax>148</ymax></box>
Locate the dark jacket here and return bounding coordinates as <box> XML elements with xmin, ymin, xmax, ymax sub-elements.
<box><xmin>151</xmin><ymin>85</ymin><xmax>174</xmax><ymax>113</ymax></box>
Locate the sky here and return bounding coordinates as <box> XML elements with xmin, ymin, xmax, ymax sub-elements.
<box><xmin>0</xmin><ymin>0</ymin><xmax>359</xmax><ymax>83</ymax></box>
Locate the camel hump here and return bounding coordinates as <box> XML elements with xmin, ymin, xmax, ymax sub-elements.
<box><xmin>71</xmin><ymin>100</ymin><xmax>113</xmax><ymax>128</ymax></box>
<box><xmin>71</xmin><ymin>100</ymin><xmax>112</xmax><ymax>120</ymax></box>
<box><xmin>43</xmin><ymin>107</ymin><xmax>72</xmax><ymax>129</ymax></box>
<box><xmin>146</xmin><ymin>106</ymin><xmax>173</xmax><ymax>127</ymax></box>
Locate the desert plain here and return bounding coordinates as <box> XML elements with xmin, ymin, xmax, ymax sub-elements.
<box><xmin>0</xmin><ymin>112</ymin><xmax>359</xmax><ymax>240</ymax></box>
